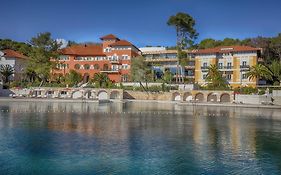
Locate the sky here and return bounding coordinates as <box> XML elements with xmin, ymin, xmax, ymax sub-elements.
<box><xmin>0</xmin><ymin>0</ymin><xmax>281</xmax><ymax>47</ymax></box>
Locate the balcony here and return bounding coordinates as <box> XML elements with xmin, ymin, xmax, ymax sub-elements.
<box><xmin>240</xmin><ymin>65</ymin><xmax>250</xmax><ymax>69</ymax></box>
<box><xmin>145</xmin><ymin>57</ymin><xmax>178</xmax><ymax>63</ymax></box>
<box><xmin>220</xmin><ymin>66</ymin><xmax>234</xmax><ymax>70</ymax></box>
<box><xmin>100</xmin><ymin>69</ymin><xmax>120</xmax><ymax>73</ymax></box>
<box><xmin>201</xmin><ymin>66</ymin><xmax>209</xmax><ymax>72</ymax></box>
<box><xmin>109</xmin><ymin>59</ymin><xmax>120</xmax><ymax>64</ymax></box>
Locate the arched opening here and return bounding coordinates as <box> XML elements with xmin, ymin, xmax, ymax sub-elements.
<box><xmin>84</xmin><ymin>90</ymin><xmax>91</xmax><ymax>99</ymax></box>
<box><xmin>98</xmin><ymin>91</ymin><xmax>108</xmax><ymax>100</ymax></box>
<box><xmin>207</xmin><ymin>93</ymin><xmax>218</xmax><ymax>102</ymax></box>
<box><xmin>103</xmin><ymin>64</ymin><xmax>109</xmax><ymax>71</ymax></box>
<box><xmin>90</xmin><ymin>91</ymin><xmax>97</xmax><ymax>99</ymax></box>
<box><xmin>74</xmin><ymin>64</ymin><xmax>80</xmax><ymax>70</ymax></box>
<box><xmin>94</xmin><ymin>64</ymin><xmax>100</xmax><ymax>70</ymax></box>
<box><xmin>72</xmin><ymin>91</ymin><xmax>83</xmax><ymax>99</ymax></box>
<box><xmin>84</xmin><ymin>64</ymin><xmax>90</xmax><ymax>70</ymax></box>
<box><xmin>172</xmin><ymin>92</ymin><xmax>181</xmax><ymax>101</ymax></box>
<box><xmin>183</xmin><ymin>92</ymin><xmax>192</xmax><ymax>102</ymax></box>
<box><xmin>195</xmin><ymin>93</ymin><xmax>204</xmax><ymax>102</ymax></box>
<box><xmin>110</xmin><ymin>91</ymin><xmax>120</xmax><ymax>99</ymax></box>
<box><xmin>83</xmin><ymin>73</ymin><xmax>90</xmax><ymax>83</ymax></box>
<box><xmin>220</xmin><ymin>93</ymin><xmax>231</xmax><ymax>103</ymax></box>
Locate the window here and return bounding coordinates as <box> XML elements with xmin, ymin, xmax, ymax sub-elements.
<box><xmin>59</xmin><ymin>56</ymin><xmax>69</xmax><ymax>61</ymax></box>
<box><xmin>122</xmin><ymin>64</ymin><xmax>129</xmax><ymax>69</ymax></box>
<box><xmin>74</xmin><ymin>64</ymin><xmax>80</xmax><ymax>70</ymax></box>
<box><xmin>105</xmin><ymin>48</ymin><xmax>111</xmax><ymax>52</ymax></box>
<box><xmin>242</xmin><ymin>61</ymin><xmax>247</xmax><ymax>66</ymax></box>
<box><xmin>57</xmin><ymin>63</ymin><xmax>68</xmax><ymax>69</ymax></box>
<box><xmin>103</xmin><ymin>64</ymin><xmax>109</xmax><ymax>71</ymax></box>
<box><xmin>122</xmin><ymin>74</ymin><xmax>129</xmax><ymax>82</ymax></box>
<box><xmin>218</xmin><ymin>63</ymin><xmax>223</xmax><ymax>69</ymax></box>
<box><xmin>203</xmin><ymin>62</ymin><xmax>208</xmax><ymax>68</ymax></box>
<box><xmin>242</xmin><ymin>74</ymin><xmax>247</xmax><ymax>79</ymax></box>
<box><xmin>94</xmin><ymin>64</ymin><xmax>99</xmax><ymax>70</ymax></box>
<box><xmin>122</xmin><ymin>55</ymin><xmax>129</xmax><ymax>60</ymax></box>
<box><xmin>226</xmin><ymin>74</ymin><xmax>232</xmax><ymax>80</ymax></box>
<box><xmin>203</xmin><ymin>74</ymin><xmax>207</xmax><ymax>79</ymax></box>
<box><xmin>227</xmin><ymin>62</ymin><xmax>232</xmax><ymax>69</ymax></box>
<box><xmin>84</xmin><ymin>64</ymin><xmax>90</xmax><ymax>70</ymax></box>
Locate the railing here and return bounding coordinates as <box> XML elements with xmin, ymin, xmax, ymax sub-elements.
<box><xmin>145</xmin><ymin>58</ymin><xmax>178</xmax><ymax>62</ymax></box>
<box><xmin>221</xmin><ymin>66</ymin><xmax>234</xmax><ymax>69</ymax></box>
<box><xmin>201</xmin><ymin>66</ymin><xmax>209</xmax><ymax>70</ymax></box>
<box><xmin>109</xmin><ymin>59</ymin><xmax>120</xmax><ymax>64</ymax></box>
<box><xmin>240</xmin><ymin>65</ymin><xmax>250</xmax><ymax>69</ymax></box>
<box><xmin>100</xmin><ymin>69</ymin><xmax>119</xmax><ymax>73</ymax></box>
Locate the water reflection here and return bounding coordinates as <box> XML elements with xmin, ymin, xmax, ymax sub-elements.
<box><xmin>0</xmin><ymin>101</ymin><xmax>281</xmax><ymax>174</ymax></box>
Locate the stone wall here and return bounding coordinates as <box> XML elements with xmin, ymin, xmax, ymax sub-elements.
<box><xmin>123</xmin><ymin>91</ymin><xmax>172</xmax><ymax>101</ymax></box>
<box><xmin>273</xmin><ymin>90</ymin><xmax>281</xmax><ymax>105</ymax></box>
<box><xmin>235</xmin><ymin>94</ymin><xmax>273</xmax><ymax>105</ymax></box>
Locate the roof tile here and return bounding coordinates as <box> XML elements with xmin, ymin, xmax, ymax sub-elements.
<box><xmin>2</xmin><ymin>49</ymin><xmax>28</xmax><ymax>59</ymax></box>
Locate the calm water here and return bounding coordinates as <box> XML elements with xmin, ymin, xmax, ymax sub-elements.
<box><xmin>0</xmin><ymin>101</ymin><xmax>281</xmax><ymax>175</ymax></box>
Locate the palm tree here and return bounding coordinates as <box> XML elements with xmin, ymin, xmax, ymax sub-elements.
<box><xmin>267</xmin><ymin>61</ymin><xmax>281</xmax><ymax>85</ymax></box>
<box><xmin>167</xmin><ymin>12</ymin><xmax>198</xmax><ymax>84</ymax></box>
<box><xmin>92</xmin><ymin>73</ymin><xmax>110</xmax><ymax>88</ymax></box>
<box><xmin>246</xmin><ymin>64</ymin><xmax>272</xmax><ymax>82</ymax></box>
<box><xmin>206</xmin><ymin>64</ymin><xmax>227</xmax><ymax>89</ymax></box>
<box><xmin>0</xmin><ymin>64</ymin><xmax>14</xmax><ymax>84</ymax></box>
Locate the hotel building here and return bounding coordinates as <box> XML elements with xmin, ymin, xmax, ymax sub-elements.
<box><xmin>53</xmin><ymin>34</ymin><xmax>140</xmax><ymax>83</ymax></box>
<box><xmin>141</xmin><ymin>45</ymin><xmax>261</xmax><ymax>88</ymax></box>
<box><xmin>193</xmin><ymin>46</ymin><xmax>261</xmax><ymax>88</ymax></box>
<box><xmin>141</xmin><ymin>48</ymin><xmax>195</xmax><ymax>82</ymax></box>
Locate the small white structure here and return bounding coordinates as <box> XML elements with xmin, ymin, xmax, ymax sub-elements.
<box><xmin>0</xmin><ymin>49</ymin><xmax>28</xmax><ymax>82</ymax></box>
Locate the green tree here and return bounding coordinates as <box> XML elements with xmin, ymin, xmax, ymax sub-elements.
<box><xmin>267</xmin><ymin>61</ymin><xmax>281</xmax><ymax>85</ymax></box>
<box><xmin>65</xmin><ymin>70</ymin><xmax>82</xmax><ymax>87</ymax></box>
<box><xmin>0</xmin><ymin>64</ymin><xmax>14</xmax><ymax>84</ymax></box>
<box><xmin>92</xmin><ymin>73</ymin><xmax>110</xmax><ymax>88</ymax></box>
<box><xmin>0</xmin><ymin>39</ymin><xmax>31</xmax><ymax>56</ymax></box>
<box><xmin>27</xmin><ymin>32</ymin><xmax>61</xmax><ymax>86</ymax></box>
<box><xmin>270</xmin><ymin>33</ymin><xmax>281</xmax><ymax>63</ymax></box>
<box><xmin>206</xmin><ymin>64</ymin><xmax>228</xmax><ymax>89</ymax></box>
<box><xmin>246</xmin><ymin>64</ymin><xmax>273</xmax><ymax>82</ymax></box>
<box><xmin>131</xmin><ymin>56</ymin><xmax>152</xmax><ymax>91</ymax></box>
<box><xmin>198</xmin><ymin>38</ymin><xmax>218</xmax><ymax>49</ymax></box>
<box><xmin>167</xmin><ymin>12</ymin><xmax>198</xmax><ymax>83</ymax></box>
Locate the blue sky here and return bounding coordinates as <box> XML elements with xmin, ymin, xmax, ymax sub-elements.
<box><xmin>0</xmin><ymin>0</ymin><xmax>280</xmax><ymax>47</ymax></box>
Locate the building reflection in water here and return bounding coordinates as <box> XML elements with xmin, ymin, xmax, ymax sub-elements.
<box><xmin>0</xmin><ymin>101</ymin><xmax>281</xmax><ymax>173</ymax></box>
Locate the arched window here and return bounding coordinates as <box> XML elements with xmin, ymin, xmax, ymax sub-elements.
<box><xmin>122</xmin><ymin>74</ymin><xmax>129</xmax><ymax>82</ymax></box>
<box><xmin>94</xmin><ymin>64</ymin><xmax>99</xmax><ymax>70</ymax></box>
<box><xmin>84</xmin><ymin>64</ymin><xmax>90</xmax><ymax>70</ymax></box>
<box><xmin>103</xmin><ymin>64</ymin><xmax>109</xmax><ymax>71</ymax></box>
<box><xmin>74</xmin><ymin>64</ymin><xmax>80</xmax><ymax>70</ymax></box>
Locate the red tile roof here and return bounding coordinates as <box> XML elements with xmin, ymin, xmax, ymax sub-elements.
<box><xmin>194</xmin><ymin>46</ymin><xmax>261</xmax><ymax>54</ymax></box>
<box><xmin>60</xmin><ymin>44</ymin><xmax>106</xmax><ymax>56</ymax></box>
<box><xmin>109</xmin><ymin>40</ymin><xmax>133</xmax><ymax>47</ymax></box>
<box><xmin>100</xmin><ymin>34</ymin><xmax>119</xmax><ymax>40</ymax></box>
<box><xmin>110</xmin><ymin>40</ymin><xmax>140</xmax><ymax>51</ymax></box>
<box><xmin>2</xmin><ymin>49</ymin><xmax>28</xmax><ymax>59</ymax></box>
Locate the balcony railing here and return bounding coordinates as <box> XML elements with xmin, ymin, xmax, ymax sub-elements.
<box><xmin>109</xmin><ymin>59</ymin><xmax>120</xmax><ymax>64</ymax></box>
<box><xmin>201</xmin><ymin>66</ymin><xmax>209</xmax><ymax>70</ymax></box>
<box><xmin>218</xmin><ymin>66</ymin><xmax>234</xmax><ymax>70</ymax></box>
<box><xmin>240</xmin><ymin>65</ymin><xmax>250</xmax><ymax>69</ymax></box>
<box><xmin>100</xmin><ymin>69</ymin><xmax>120</xmax><ymax>73</ymax></box>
